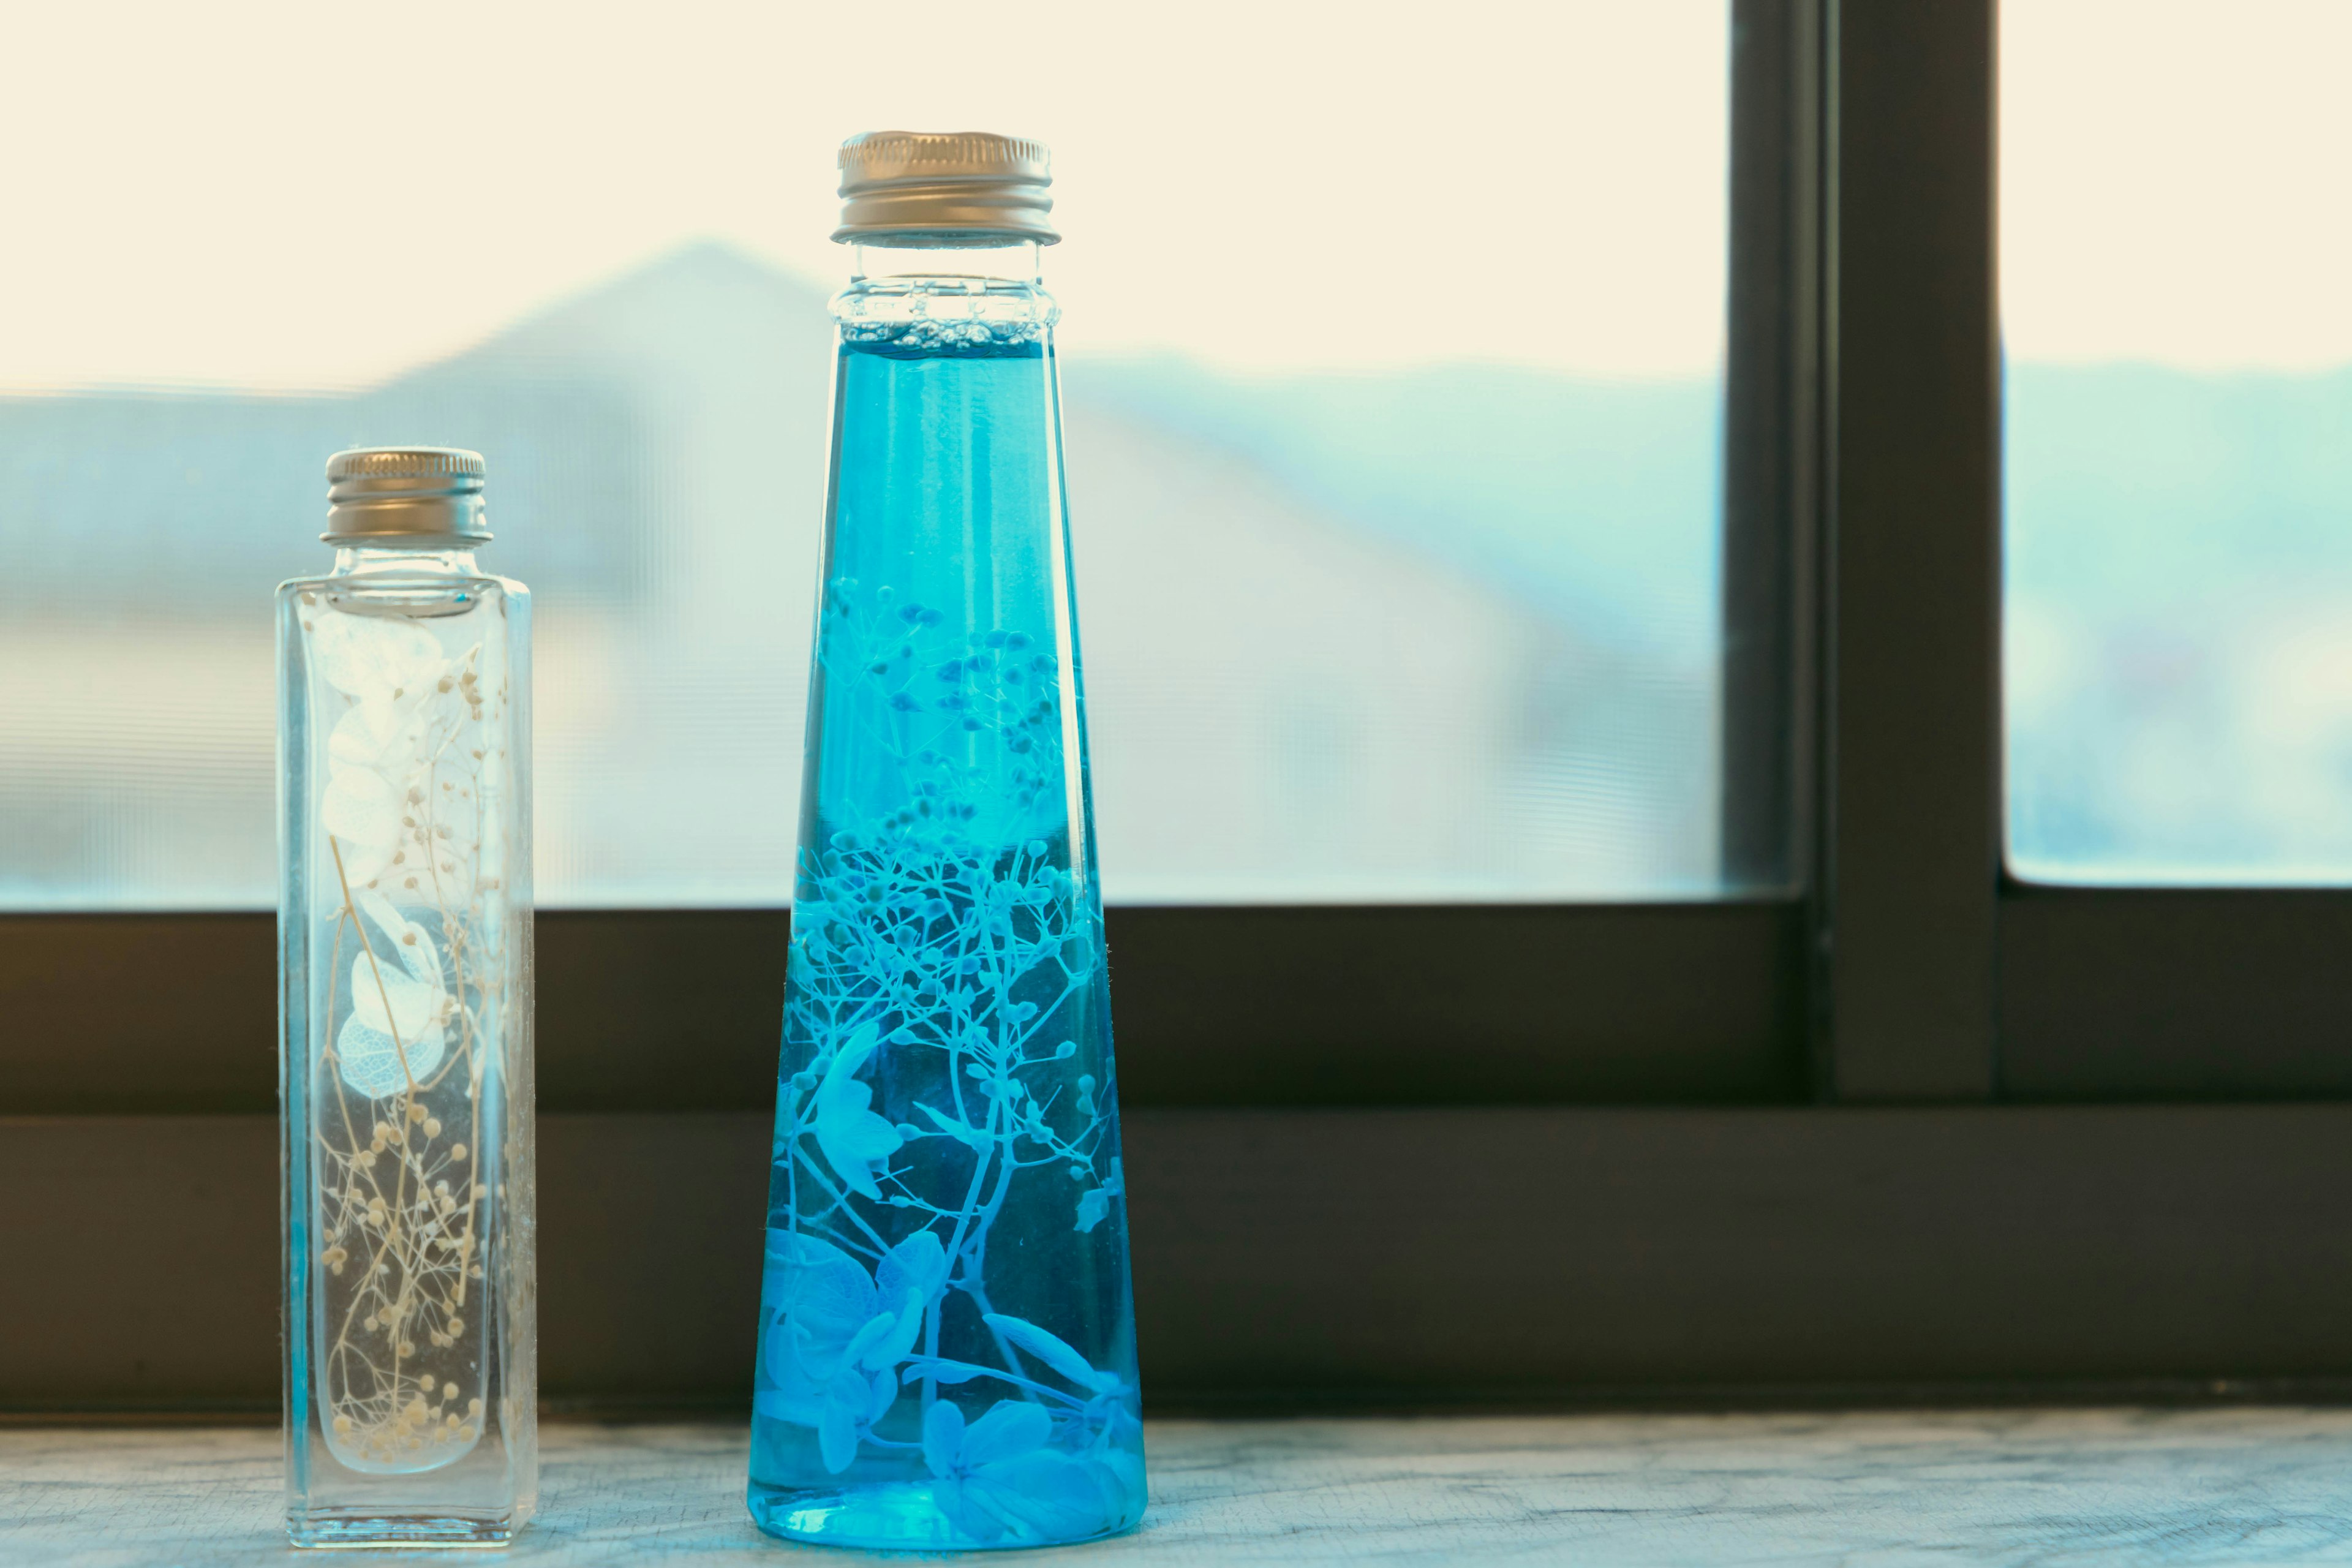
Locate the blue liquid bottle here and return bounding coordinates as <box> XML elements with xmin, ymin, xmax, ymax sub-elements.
<box><xmin>745</xmin><ymin>132</ymin><xmax>1146</xmax><ymax>1551</ymax></box>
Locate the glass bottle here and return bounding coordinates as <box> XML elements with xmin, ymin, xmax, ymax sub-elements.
<box><xmin>745</xmin><ymin>132</ymin><xmax>1147</xmax><ymax>1551</ymax></box>
<box><xmin>278</xmin><ymin>448</ymin><xmax>535</xmax><ymax>1547</ymax></box>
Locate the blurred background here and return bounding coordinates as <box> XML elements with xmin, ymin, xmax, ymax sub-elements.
<box><xmin>2003</xmin><ymin>0</ymin><xmax>2352</xmax><ymax>883</ymax></box>
<box><xmin>0</xmin><ymin>1</ymin><xmax>1732</xmax><ymax>909</ymax></box>
<box><xmin>3</xmin><ymin>0</ymin><xmax>2347</xmax><ymax>908</ymax></box>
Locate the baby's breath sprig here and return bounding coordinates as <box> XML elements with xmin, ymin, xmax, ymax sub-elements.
<box><xmin>307</xmin><ymin>610</ymin><xmax>512</xmax><ymax>1474</ymax></box>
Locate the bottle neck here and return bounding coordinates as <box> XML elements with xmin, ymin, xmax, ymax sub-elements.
<box><xmin>834</xmin><ymin>239</ymin><xmax>1058</xmax><ymax>342</ymax></box>
<box><xmin>330</xmin><ymin>543</ymin><xmax>483</xmax><ymax>576</ymax></box>
<box><xmin>850</xmin><ymin>238</ymin><xmax>1042</xmax><ymax>285</ymax></box>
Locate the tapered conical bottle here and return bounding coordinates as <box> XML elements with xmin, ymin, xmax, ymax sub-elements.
<box><xmin>744</xmin><ymin>132</ymin><xmax>1145</xmax><ymax>1551</ymax></box>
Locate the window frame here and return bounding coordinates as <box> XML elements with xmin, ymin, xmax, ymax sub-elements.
<box><xmin>17</xmin><ymin>0</ymin><xmax>2352</xmax><ymax>1414</ymax></box>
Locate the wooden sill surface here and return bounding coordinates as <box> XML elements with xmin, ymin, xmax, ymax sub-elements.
<box><xmin>10</xmin><ymin>1409</ymin><xmax>2352</xmax><ymax>1564</ymax></box>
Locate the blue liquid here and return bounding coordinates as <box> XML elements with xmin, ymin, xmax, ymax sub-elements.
<box><xmin>746</xmin><ymin>325</ymin><xmax>1145</xmax><ymax>1551</ymax></box>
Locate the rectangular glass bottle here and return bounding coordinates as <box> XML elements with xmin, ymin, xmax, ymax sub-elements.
<box><xmin>278</xmin><ymin>448</ymin><xmax>536</xmax><ymax>1547</ymax></box>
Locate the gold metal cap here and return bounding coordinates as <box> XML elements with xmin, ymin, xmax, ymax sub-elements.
<box><xmin>833</xmin><ymin>131</ymin><xmax>1058</xmax><ymax>246</ymax></box>
<box><xmin>324</xmin><ymin>447</ymin><xmax>490</xmax><ymax>544</ymax></box>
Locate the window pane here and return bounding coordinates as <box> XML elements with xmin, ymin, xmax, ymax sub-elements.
<box><xmin>2004</xmin><ymin>1</ymin><xmax>2352</xmax><ymax>883</ymax></box>
<box><xmin>1</xmin><ymin>1</ymin><xmax>1747</xmax><ymax>908</ymax></box>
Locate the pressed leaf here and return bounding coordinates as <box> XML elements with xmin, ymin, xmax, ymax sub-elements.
<box><xmin>320</xmin><ymin>766</ymin><xmax>399</xmax><ymax>873</ymax></box>
<box><xmin>310</xmin><ymin>612</ymin><xmax>443</xmax><ymax>699</ymax></box>
<box><xmin>347</xmin><ymin>957</ymin><xmax>442</xmax><ymax>1041</ymax></box>
<box><xmin>327</xmin><ymin>699</ymin><xmax>402</xmax><ymax>769</ymax></box>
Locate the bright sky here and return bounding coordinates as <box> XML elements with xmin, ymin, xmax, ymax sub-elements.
<box><xmin>0</xmin><ymin>1</ymin><xmax>1728</xmax><ymax>391</ymax></box>
<box><xmin>2002</xmin><ymin>0</ymin><xmax>2352</xmax><ymax>369</ymax></box>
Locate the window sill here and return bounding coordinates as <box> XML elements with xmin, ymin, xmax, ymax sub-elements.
<box><xmin>10</xmin><ymin>1408</ymin><xmax>2352</xmax><ymax>1564</ymax></box>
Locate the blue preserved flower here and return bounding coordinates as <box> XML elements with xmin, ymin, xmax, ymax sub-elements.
<box><xmin>1072</xmin><ymin>1158</ymin><xmax>1125</xmax><ymax>1235</ymax></box>
<box><xmin>921</xmin><ymin>1400</ymin><xmax>1134</xmax><ymax>1545</ymax></box>
<box><xmin>813</xmin><ymin>1024</ymin><xmax>902</xmax><ymax>1200</ymax></box>
<box><xmin>762</xmin><ymin>1229</ymin><xmax>948</xmax><ymax>1473</ymax></box>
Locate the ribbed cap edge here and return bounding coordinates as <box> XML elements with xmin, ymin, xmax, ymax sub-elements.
<box><xmin>327</xmin><ymin>447</ymin><xmax>486</xmax><ymax>484</ymax></box>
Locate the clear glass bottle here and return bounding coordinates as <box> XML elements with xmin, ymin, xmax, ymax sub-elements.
<box><xmin>745</xmin><ymin>133</ymin><xmax>1147</xmax><ymax>1551</ymax></box>
<box><xmin>278</xmin><ymin>448</ymin><xmax>536</xmax><ymax>1547</ymax></box>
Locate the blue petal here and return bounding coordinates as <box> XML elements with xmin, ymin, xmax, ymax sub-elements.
<box><xmin>857</xmin><ymin>1291</ymin><xmax>926</xmax><ymax>1373</ymax></box>
<box><xmin>864</xmin><ymin>1368</ymin><xmax>900</xmax><ymax>1425</ymax></box>
<box><xmin>818</xmin><ymin>1400</ymin><xmax>858</xmax><ymax>1474</ymax></box>
<box><xmin>959</xmin><ymin>1399</ymin><xmax>1051</xmax><ymax>1468</ymax></box>
<box><xmin>922</xmin><ymin>1399</ymin><xmax>963</xmax><ymax>1477</ymax></box>
<box><xmin>815</xmin><ymin>1107</ymin><xmax>903</xmax><ymax>1200</ymax></box>
<box><xmin>877</xmin><ymin>1229</ymin><xmax>949</xmax><ymax>1302</ymax></box>
<box><xmin>824</xmin><ymin>1109</ymin><xmax>903</xmax><ymax>1163</ymax></box>
<box><xmin>841</xmin><ymin>1311</ymin><xmax>899</xmax><ymax>1370</ymax></box>
<box><xmin>818</xmin><ymin>1075</ymin><xmax>875</xmax><ymax>1119</ymax></box>
<box><xmin>933</xmin><ymin>1477</ymin><xmax>1007</xmax><ymax>1545</ymax></box>
<box><xmin>968</xmin><ymin>1452</ymin><xmax>1121</xmax><ymax>1539</ymax></box>
<box><xmin>761</xmin><ymin>1320</ymin><xmax>831</xmax><ymax>1427</ymax></box>
<box><xmin>813</xmin><ymin>1125</ymin><xmax>886</xmax><ymax>1200</ymax></box>
<box><xmin>982</xmin><ymin>1313</ymin><xmax>1115</xmax><ymax>1394</ymax></box>
<box><xmin>822</xmin><ymin>1023</ymin><xmax>882</xmax><ymax>1099</ymax></box>
<box><xmin>766</xmin><ymin>1232</ymin><xmax>875</xmax><ymax>1333</ymax></box>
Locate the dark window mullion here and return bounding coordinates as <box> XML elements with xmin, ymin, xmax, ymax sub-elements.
<box><xmin>1820</xmin><ymin>0</ymin><xmax>2002</xmax><ymax>1100</ymax></box>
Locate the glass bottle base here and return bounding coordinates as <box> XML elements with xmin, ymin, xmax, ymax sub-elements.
<box><xmin>748</xmin><ymin>1479</ymin><xmax>1140</xmax><ymax>1553</ymax></box>
<box><xmin>287</xmin><ymin>1508</ymin><xmax>524</xmax><ymax>1549</ymax></box>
